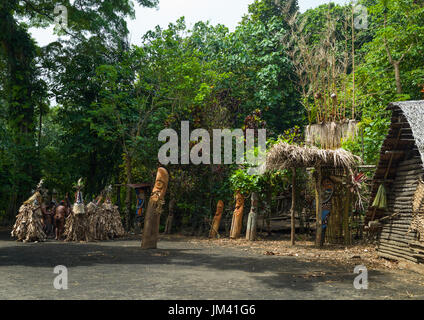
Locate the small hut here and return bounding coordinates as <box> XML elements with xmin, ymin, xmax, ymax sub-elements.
<box><xmin>366</xmin><ymin>100</ymin><xmax>424</xmax><ymax>263</ymax></box>
<box><xmin>266</xmin><ymin>143</ymin><xmax>360</xmax><ymax>246</ymax></box>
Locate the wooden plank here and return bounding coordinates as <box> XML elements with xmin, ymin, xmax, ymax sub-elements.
<box><xmin>378</xmin><ymin>250</ymin><xmax>418</xmax><ymax>263</ymax></box>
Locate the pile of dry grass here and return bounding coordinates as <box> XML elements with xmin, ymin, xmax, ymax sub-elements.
<box><xmin>11</xmin><ymin>192</ymin><xmax>47</xmax><ymax>242</ymax></box>
<box><xmin>266</xmin><ymin>142</ymin><xmax>360</xmax><ymax>171</ymax></box>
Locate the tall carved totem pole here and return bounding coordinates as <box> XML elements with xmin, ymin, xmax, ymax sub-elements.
<box><xmin>209</xmin><ymin>200</ymin><xmax>224</xmax><ymax>238</ymax></box>
<box><xmin>230</xmin><ymin>191</ymin><xmax>245</xmax><ymax>239</ymax></box>
<box><xmin>142</xmin><ymin>167</ymin><xmax>169</xmax><ymax>249</ymax></box>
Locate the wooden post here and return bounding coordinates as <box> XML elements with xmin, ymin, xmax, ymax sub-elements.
<box><xmin>291</xmin><ymin>168</ymin><xmax>296</xmax><ymax>246</ymax></box>
<box><xmin>116</xmin><ymin>185</ymin><xmax>121</xmax><ymax>211</ymax></box>
<box><xmin>142</xmin><ymin>168</ymin><xmax>169</xmax><ymax>249</ymax></box>
<box><xmin>124</xmin><ymin>154</ymin><xmax>133</xmax><ymax>231</ymax></box>
<box><xmin>371</xmin><ymin>129</ymin><xmax>401</xmax><ymax>222</ymax></box>
<box><xmin>164</xmin><ymin>198</ymin><xmax>175</xmax><ymax>234</ymax></box>
<box><xmin>246</xmin><ymin>192</ymin><xmax>259</xmax><ymax>241</ymax></box>
<box><xmin>266</xmin><ymin>191</ymin><xmax>271</xmax><ymax>235</ymax></box>
<box><xmin>343</xmin><ymin>191</ymin><xmax>352</xmax><ymax>245</ymax></box>
<box><xmin>315</xmin><ymin>167</ymin><xmax>323</xmax><ymax>247</ymax></box>
<box><xmin>230</xmin><ymin>191</ymin><xmax>245</xmax><ymax>239</ymax></box>
<box><xmin>209</xmin><ymin>200</ymin><xmax>224</xmax><ymax>238</ymax></box>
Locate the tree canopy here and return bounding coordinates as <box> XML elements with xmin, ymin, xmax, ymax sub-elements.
<box><xmin>1</xmin><ymin>0</ymin><xmax>423</xmax><ymax>231</ymax></box>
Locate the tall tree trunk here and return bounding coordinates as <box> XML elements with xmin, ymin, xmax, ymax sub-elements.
<box><xmin>351</xmin><ymin>5</ymin><xmax>356</xmax><ymax>119</ymax></box>
<box><xmin>393</xmin><ymin>61</ymin><xmax>402</xmax><ymax>94</ymax></box>
<box><xmin>291</xmin><ymin>168</ymin><xmax>296</xmax><ymax>246</ymax></box>
<box><xmin>343</xmin><ymin>191</ymin><xmax>352</xmax><ymax>245</ymax></box>
<box><xmin>1</xmin><ymin>8</ymin><xmax>39</xmax><ymax>219</ymax></box>
<box><xmin>266</xmin><ymin>191</ymin><xmax>272</xmax><ymax>235</ymax></box>
<box><xmin>116</xmin><ymin>185</ymin><xmax>121</xmax><ymax>211</ymax></box>
<box><xmin>383</xmin><ymin>12</ymin><xmax>408</xmax><ymax>96</ymax></box>
<box><xmin>38</xmin><ymin>109</ymin><xmax>42</xmax><ymax>154</ymax></box>
<box><xmin>315</xmin><ymin>167</ymin><xmax>323</xmax><ymax>247</ymax></box>
<box><xmin>246</xmin><ymin>192</ymin><xmax>259</xmax><ymax>241</ymax></box>
<box><xmin>164</xmin><ymin>198</ymin><xmax>176</xmax><ymax>234</ymax></box>
<box><xmin>124</xmin><ymin>154</ymin><xmax>132</xmax><ymax>231</ymax></box>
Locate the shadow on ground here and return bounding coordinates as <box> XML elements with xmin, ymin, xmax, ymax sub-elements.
<box><xmin>0</xmin><ymin>233</ymin><xmax>383</xmax><ymax>294</ymax></box>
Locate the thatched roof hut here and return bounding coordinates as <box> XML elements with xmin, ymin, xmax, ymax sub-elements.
<box><xmin>366</xmin><ymin>100</ymin><xmax>424</xmax><ymax>263</ymax></box>
<box><xmin>266</xmin><ymin>142</ymin><xmax>361</xmax><ymax>247</ymax></box>
<box><xmin>266</xmin><ymin>142</ymin><xmax>361</xmax><ymax>171</ymax></box>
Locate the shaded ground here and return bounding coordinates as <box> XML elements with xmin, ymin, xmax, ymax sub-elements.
<box><xmin>0</xmin><ymin>229</ymin><xmax>424</xmax><ymax>300</ymax></box>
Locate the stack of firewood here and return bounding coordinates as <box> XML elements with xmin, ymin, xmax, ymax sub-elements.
<box><xmin>11</xmin><ymin>192</ymin><xmax>46</xmax><ymax>242</ymax></box>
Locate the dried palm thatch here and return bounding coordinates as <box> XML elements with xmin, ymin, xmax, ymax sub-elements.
<box><xmin>266</xmin><ymin>142</ymin><xmax>361</xmax><ymax>171</ymax></box>
<box><xmin>11</xmin><ymin>191</ymin><xmax>46</xmax><ymax>242</ymax></box>
<box><xmin>86</xmin><ymin>201</ymin><xmax>104</xmax><ymax>240</ymax></box>
<box><xmin>101</xmin><ymin>201</ymin><xmax>125</xmax><ymax>239</ymax></box>
<box><xmin>64</xmin><ymin>212</ymin><xmax>91</xmax><ymax>242</ymax></box>
<box><xmin>65</xmin><ymin>178</ymin><xmax>91</xmax><ymax>241</ymax></box>
<box><xmin>85</xmin><ymin>200</ymin><xmax>125</xmax><ymax>241</ymax></box>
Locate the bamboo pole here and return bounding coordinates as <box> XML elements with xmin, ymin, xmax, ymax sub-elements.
<box><xmin>371</xmin><ymin>127</ymin><xmax>402</xmax><ymax>221</ymax></box>
<box><xmin>343</xmin><ymin>190</ymin><xmax>352</xmax><ymax>245</ymax></box>
<box><xmin>351</xmin><ymin>4</ymin><xmax>356</xmax><ymax>119</ymax></box>
<box><xmin>315</xmin><ymin>166</ymin><xmax>323</xmax><ymax>247</ymax></box>
<box><xmin>291</xmin><ymin>168</ymin><xmax>296</xmax><ymax>246</ymax></box>
<box><xmin>164</xmin><ymin>198</ymin><xmax>175</xmax><ymax>235</ymax></box>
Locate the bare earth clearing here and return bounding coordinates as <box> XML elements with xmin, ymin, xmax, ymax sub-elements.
<box><xmin>1</xmin><ymin>229</ymin><xmax>424</xmax><ymax>300</ymax></box>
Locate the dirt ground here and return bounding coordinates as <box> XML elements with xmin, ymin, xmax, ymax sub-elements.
<box><xmin>1</xmin><ymin>228</ymin><xmax>424</xmax><ymax>300</ymax></box>
<box><xmin>189</xmin><ymin>235</ymin><xmax>398</xmax><ymax>271</ymax></box>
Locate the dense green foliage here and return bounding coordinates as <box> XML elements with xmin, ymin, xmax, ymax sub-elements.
<box><xmin>1</xmin><ymin>0</ymin><xmax>423</xmax><ymax>231</ymax></box>
<box><xmin>343</xmin><ymin>0</ymin><xmax>424</xmax><ymax>164</ymax></box>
